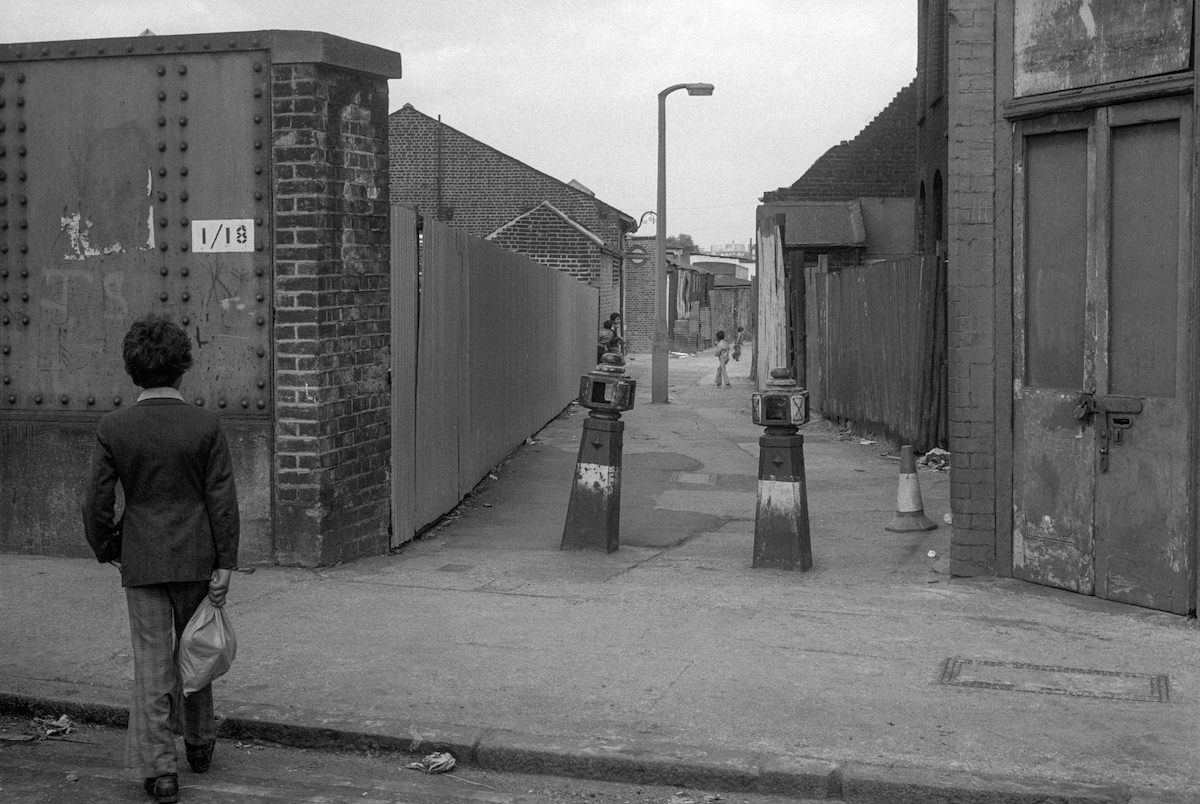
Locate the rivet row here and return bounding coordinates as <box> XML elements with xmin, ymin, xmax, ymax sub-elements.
<box><xmin>3</xmin><ymin>38</ymin><xmax>263</xmax><ymax>60</ymax></box>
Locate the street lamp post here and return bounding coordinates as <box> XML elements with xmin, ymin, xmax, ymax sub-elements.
<box><xmin>652</xmin><ymin>82</ymin><xmax>714</xmax><ymax>404</ymax></box>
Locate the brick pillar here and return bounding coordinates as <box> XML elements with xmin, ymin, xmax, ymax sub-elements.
<box><xmin>624</xmin><ymin>234</ymin><xmax>657</xmax><ymax>353</ymax></box>
<box><xmin>946</xmin><ymin>1</ymin><xmax>999</xmax><ymax>575</ymax></box>
<box><xmin>271</xmin><ymin>62</ymin><xmax>395</xmax><ymax>565</ymax></box>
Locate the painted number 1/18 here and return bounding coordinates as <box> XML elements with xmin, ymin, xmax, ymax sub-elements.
<box><xmin>191</xmin><ymin>219</ymin><xmax>255</xmax><ymax>253</ymax></box>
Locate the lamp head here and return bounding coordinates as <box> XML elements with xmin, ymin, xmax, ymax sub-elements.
<box><xmin>686</xmin><ymin>83</ymin><xmax>715</xmax><ymax>96</ymax></box>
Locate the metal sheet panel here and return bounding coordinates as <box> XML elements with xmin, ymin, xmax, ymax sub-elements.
<box><xmin>390</xmin><ymin>205</ymin><xmax>418</xmax><ymax>548</ymax></box>
<box><xmin>0</xmin><ymin>51</ymin><xmax>271</xmax><ymax>414</ymax></box>
<box><xmin>403</xmin><ymin>216</ymin><xmax>596</xmax><ymax>537</ymax></box>
<box><xmin>414</xmin><ymin>220</ymin><xmax>467</xmax><ymax>529</ymax></box>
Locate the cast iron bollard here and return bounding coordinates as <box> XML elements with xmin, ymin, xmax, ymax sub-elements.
<box><xmin>751</xmin><ymin>368</ymin><xmax>812</xmax><ymax>571</ymax></box>
<box><xmin>561</xmin><ymin>353</ymin><xmax>637</xmax><ymax>553</ymax></box>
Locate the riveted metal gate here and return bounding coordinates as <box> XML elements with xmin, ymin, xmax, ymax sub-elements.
<box><xmin>0</xmin><ymin>49</ymin><xmax>272</xmax><ymax>411</ymax></box>
<box><xmin>0</xmin><ymin>42</ymin><xmax>274</xmax><ymax>560</ymax></box>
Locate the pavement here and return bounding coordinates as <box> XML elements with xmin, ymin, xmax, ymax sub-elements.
<box><xmin>2</xmin><ymin>349</ymin><xmax>1198</xmax><ymax>804</ymax></box>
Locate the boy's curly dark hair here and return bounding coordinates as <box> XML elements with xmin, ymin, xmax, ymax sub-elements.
<box><xmin>122</xmin><ymin>315</ymin><xmax>194</xmax><ymax>388</ymax></box>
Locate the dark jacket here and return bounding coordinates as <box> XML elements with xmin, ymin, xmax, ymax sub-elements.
<box><xmin>82</xmin><ymin>397</ymin><xmax>240</xmax><ymax>587</ymax></box>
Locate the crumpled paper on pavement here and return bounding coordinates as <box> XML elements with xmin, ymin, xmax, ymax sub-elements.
<box><xmin>33</xmin><ymin>715</ymin><xmax>75</xmax><ymax>738</ymax></box>
<box><xmin>920</xmin><ymin>447</ymin><xmax>951</xmax><ymax>471</ymax></box>
<box><xmin>406</xmin><ymin>751</ymin><xmax>456</xmax><ymax>774</ymax></box>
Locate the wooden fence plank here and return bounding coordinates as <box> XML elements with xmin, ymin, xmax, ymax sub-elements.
<box><xmin>808</xmin><ymin>255</ymin><xmax>944</xmax><ymax>450</ymax></box>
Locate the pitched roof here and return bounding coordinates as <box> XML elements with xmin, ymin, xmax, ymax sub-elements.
<box><xmin>486</xmin><ymin>201</ymin><xmax>606</xmax><ymax>246</ymax></box>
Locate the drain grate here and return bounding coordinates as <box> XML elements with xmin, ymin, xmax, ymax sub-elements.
<box><xmin>938</xmin><ymin>657</ymin><xmax>1170</xmax><ymax>702</ymax></box>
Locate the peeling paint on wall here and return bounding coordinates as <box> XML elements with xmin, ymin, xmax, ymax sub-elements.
<box><xmin>59</xmin><ymin>211</ymin><xmax>126</xmax><ymax>261</ymax></box>
<box><xmin>1014</xmin><ymin>0</ymin><xmax>1192</xmax><ymax>96</ymax></box>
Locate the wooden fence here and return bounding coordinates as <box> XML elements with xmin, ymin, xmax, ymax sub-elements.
<box><xmin>805</xmin><ymin>254</ymin><xmax>947</xmax><ymax>451</ymax></box>
<box><xmin>390</xmin><ymin>206</ymin><xmax>598</xmax><ymax>546</ymax></box>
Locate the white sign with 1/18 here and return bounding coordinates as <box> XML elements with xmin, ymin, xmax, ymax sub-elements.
<box><xmin>191</xmin><ymin>219</ymin><xmax>255</xmax><ymax>253</ymax></box>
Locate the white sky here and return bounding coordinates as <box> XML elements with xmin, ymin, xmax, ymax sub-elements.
<box><xmin>5</xmin><ymin>0</ymin><xmax>917</xmax><ymax>249</ymax></box>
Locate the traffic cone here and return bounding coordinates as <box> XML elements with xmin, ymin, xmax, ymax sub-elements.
<box><xmin>885</xmin><ymin>445</ymin><xmax>937</xmax><ymax>532</ymax></box>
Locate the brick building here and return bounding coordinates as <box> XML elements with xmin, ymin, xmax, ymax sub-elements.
<box><xmin>388</xmin><ymin>105</ymin><xmax>635</xmax><ymax>321</ymax></box>
<box><xmin>944</xmin><ymin>1</ymin><xmax>1197</xmax><ymax>616</ymax></box>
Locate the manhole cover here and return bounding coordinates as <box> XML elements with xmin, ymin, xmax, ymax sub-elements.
<box><xmin>938</xmin><ymin>657</ymin><xmax>1169</xmax><ymax>702</ymax></box>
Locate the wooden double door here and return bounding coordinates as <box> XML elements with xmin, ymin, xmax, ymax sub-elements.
<box><xmin>1013</xmin><ymin>97</ymin><xmax>1195</xmax><ymax>614</ymax></box>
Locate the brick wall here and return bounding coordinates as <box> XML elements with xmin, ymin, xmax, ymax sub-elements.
<box><xmin>623</xmin><ymin>235</ymin><xmax>657</xmax><ymax>353</ymax></box>
<box><xmin>272</xmin><ymin>63</ymin><xmax>392</xmax><ymax>566</ymax></box>
<box><xmin>389</xmin><ymin>104</ymin><xmax>628</xmax><ymax>322</ymax></box>
<box><xmin>945</xmin><ymin>1</ymin><xmax>998</xmax><ymax>576</ymax></box>
<box><xmin>763</xmin><ymin>81</ymin><xmax>919</xmax><ymax>203</ymax></box>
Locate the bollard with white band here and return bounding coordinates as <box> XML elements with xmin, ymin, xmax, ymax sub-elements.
<box><xmin>561</xmin><ymin>353</ymin><xmax>636</xmax><ymax>553</ymax></box>
<box><xmin>751</xmin><ymin>368</ymin><xmax>813</xmax><ymax>571</ymax></box>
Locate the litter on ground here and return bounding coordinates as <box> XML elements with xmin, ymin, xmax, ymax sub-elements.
<box><xmin>33</xmin><ymin>715</ymin><xmax>74</xmax><ymax>738</ymax></box>
<box><xmin>406</xmin><ymin>751</ymin><xmax>456</xmax><ymax>774</ymax></box>
<box><xmin>920</xmin><ymin>447</ymin><xmax>951</xmax><ymax>470</ymax></box>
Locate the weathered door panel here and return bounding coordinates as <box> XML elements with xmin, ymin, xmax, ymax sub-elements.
<box><xmin>1013</xmin><ymin>100</ymin><xmax>1195</xmax><ymax>614</ymax></box>
<box><xmin>1094</xmin><ymin>400</ymin><xmax>1190</xmax><ymax>612</ymax></box>
<box><xmin>1012</xmin><ymin>395</ymin><xmax>1096</xmax><ymax>593</ymax></box>
<box><xmin>1092</xmin><ymin>112</ymin><xmax>1192</xmax><ymax>614</ymax></box>
<box><xmin>1013</xmin><ymin>124</ymin><xmax>1096</xmax><ymax>593</ymax></box>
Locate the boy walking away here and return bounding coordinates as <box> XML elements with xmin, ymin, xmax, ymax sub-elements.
<box><xmin>732</xmin><ymin>326</ymin><xmax>746</xmax><ymax>361</ymax></box>
<box><xmin>82</xmin><ymin>315</ymin><xmax>240</xmax><ymax>804</ymax></box>
<box><xmin>714</xmin><ymin>330</ymin><xmax>732</xmax><ymax>387</ymax></box>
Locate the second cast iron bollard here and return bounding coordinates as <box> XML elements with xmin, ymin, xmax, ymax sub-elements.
<box><xmin>561</xmin><ymin>352</ymin><xmax>636</xmax><ymax>553</ymax></box>
<box><xmin>752</xmin><ymin>368</ymin><xmax>812</xmax><ymax>571</ymax></box>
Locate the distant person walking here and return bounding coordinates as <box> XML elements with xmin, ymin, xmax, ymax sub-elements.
<box><xmin>82</xmin><ymin>315</ymin><xmax>240</xmax><ymax>804</ymax></box>
<box><xmin>732</xmin><ymin>326</ymin><xmax>746</xmax><ymax>361</ymax></box>
<box><xmin>714</xmin><ymin>330</ymin><xmax>731</xmax><ymax>387</ymax></box>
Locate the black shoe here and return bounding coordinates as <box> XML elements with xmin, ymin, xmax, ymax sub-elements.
<box><xmin>186</xmin><ymin>740</ymin><xmax>215</xmax><ymax>773</ymax></box>
<box><xmin>143</xmin><ymin>774</ymin><xmax>179</xmax><ymax>803</ymax></box>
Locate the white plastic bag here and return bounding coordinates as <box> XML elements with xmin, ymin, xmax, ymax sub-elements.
<box><xmin>178</xmin><ymin>598</ymin><xmax>237</xmax><ymax>696</ymax></box>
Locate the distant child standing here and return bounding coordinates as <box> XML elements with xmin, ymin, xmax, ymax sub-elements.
<box><xmin>714</xmin><ymin>330</ymin><xmax>731</xmax><ymax>387</ymax></box>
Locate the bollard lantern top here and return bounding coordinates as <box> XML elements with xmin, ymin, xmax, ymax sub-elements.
<box><xmin>752</xmin><ymin>367</ymin><xmax>809</xmax><ymax>429</ymax></box>
<box><xmin>578</xmin><ymin>352</ymin><xmax>636</xmax><ymax>415</ymax></box>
